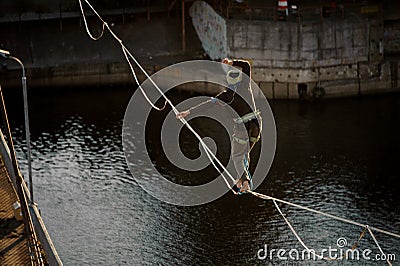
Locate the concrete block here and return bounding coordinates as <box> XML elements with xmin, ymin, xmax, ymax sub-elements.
<box><xmin>342</xmin><ymin>28</ymin><xmax>352</xmax><ymax>57</ymax></box>
<box><xmin>302</xmin><ymin>33</ymin><xmax>318</xmax><ymax>51</ymax></box>
<box><xmin>322</xmin><ymin>49</ymin><xmax>338</xmax><ymax>60</ymax></box>
<box><xmin>301</xmin><ymin>23</ymin><xmax>316</xmax><ymax>33</ymax></box>
<box><xmin>353</xmin><ymin>28</ymin><xmax>367</xmax><ymax>47</ymax></box>
<box><xmin>321</xmin><ymin>24</ymin><xmax>335</xmax><ymax>49</ymax></box>
<box><xmin>247</xmin><ymin>30</ymin><xmax>264</xmax><ymax>49</ymax></box>
<box><xmin>229</xmin><ymin>22</ymin><xmax>248</xmax><ymax>48</ymax></box>
<box><xmin>274</xmin><ymin>82</ymin><xmax>288</xmax><ymax>99</ymax></box>
<box><xmin>305</xmin><ymin>69</ymin><xmax>318</xmax><ymax>81</ymax></box>
<box><xmin>289</xmin><ymin>25</ymin><xmax>299</xmax><ymax>54</ymax></box>
<box><xmin>300</xmin><ymin>51</ymin><xmax>317</xmax><ymax>61</ymax></box>
<box><xmin>287</xmin><ymin>51</ymin><xmax>299</xmax><ymax>61</ymax></box>
<box><xmin>264</xmin><ymin>32</ymin><xmax>280</xmax><ymax>50</ymax></box>
<box><xmin>381</xmin><ymin>62</ymin><xmax>391</xmax><ymax>79</ymax></box>
<box><xmin>278</xmin><ymin>27</ymin><xmax>290</xmax><ymax>52</ymax></box>
<box><xmin>239</xmin><ymin>48</ymin><xmax>263</xmax><ymax>62</ymax></box>
<box><xmin>360</xmin><ymin>80</ymin><xmax>392</xmax><ymax>94</ymax></box>
<box><xmin>259</xmin><ymin>81</ymin><xmax>273</xmax><ymax>99</ymax></box>
<box><xmin>232</xmin><ymin>30</ymin><xmax>247</xmax><ymax>48</ymax></box>
<box><xmin>271</xmin><ymin>50</ymin><xmax>289</xmax><ymax>60</ymax></box>
<box><xmin>252</xmin><ymin>68</ymin><xmax>267</xmax><ymax>81</ymax></box>
<box><xmin>261</xmin><ymin>49</ymin><xmax>272</xmax><ymax>59</ymax></box>
<box><xmin>324</xmin><ymin>82</ymin><xmax>359</xmax><ymax>97</ymax></box>
<box><xmin>335</xmin><ymin>28</ymin><xmax>343</xmax><ymax>49</ymax></box>
<box><xmin>358</xmin><ymin>63</ymin><xmax>371</xmax><ymax>78</ymax></box>
<box><xmin>288</xmin><ymin>83</ymin><xmax>299</xmax><ymax>99</ymax></box>
<box><xmin>335</xmin><ymin>47</ymin><xmax>343</xmax><ymax>58</ymax></box>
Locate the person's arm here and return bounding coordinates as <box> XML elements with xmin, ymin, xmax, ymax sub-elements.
<box><xmin>232</xmin><ymin>59</ymin><xmax>250</xmax><ymax>76</ymax></box>
<box><xmin>232</xmin><ymin>59</ymin><xmax>251</xmax><ymax>85</ymax></box>
<box><xmin>175</xmin><ymin>89</ymin><xmax>230</xmax><ymax>119</ymax></box>
<box><xmin>176</xmin><ymin>58</ymin><xmax>246</xmax><ymax>119</ymax></box>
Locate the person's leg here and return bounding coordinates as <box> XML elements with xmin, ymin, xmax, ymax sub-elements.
<box><xmin>238</xmin><ymin>153</ymin><xmax>251</xmax><ymax>192</ymax></box>
<box><xmin>231</xmin><ymin>141</ymin><xmax>247</xmax><ymax>191</ymax></box>
<box><xmin>231</xmin><ymin>127</ymin><xmax>249</xmax><ymax>192</ymax></box>
<box><xmin>248</xmin><ymin>121</ymin><xmax>260</xmax><ymax>151</ymax></box>
<box><xmin>240</xmin><ymin>121</ymin><xmax>260</xmax><ymax>192</ymax></box>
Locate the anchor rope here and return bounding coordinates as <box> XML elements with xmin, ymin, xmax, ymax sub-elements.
<box><xmin>252</xmin><ymin>191</ymin><xmax>398</xmax><ymax>265</ymax></box>
<box><xmin>250</xmin><ymin>191</ymin><xmax>400</xmax><ymax>239</ymax></box>
<box><xmin>78</xmin><ymin>2</ymin><xmax>399</xmax><ymax>264</ymax></box>
<box><xmin>272</xmin><ymin>199</ymin><xmax>325</xmax><ymax>260</ymax></box>
<box><xmin>367</xmin><ymin>226</ymin><xmax>393</xmax><ymax>266</ymax></box>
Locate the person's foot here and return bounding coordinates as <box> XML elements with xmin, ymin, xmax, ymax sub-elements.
<box><xmin>240</xmin><ymin>180</ymin><xmax>250</xmax><ymax>193</ymax></box>
<box><xmin>234</xmin><ymin>179</ymin><xmax>242</xmax><ymax>192</ymax></box>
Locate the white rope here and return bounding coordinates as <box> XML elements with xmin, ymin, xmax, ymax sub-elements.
<box><xmin>78</xmin><ymin>0</ymin><xmax>105</xmax><ymax>40</ymax></box>
<box><xmin>273</xmin><ymin>200</ymin><xmax>326</xmax><ymax>260</ymax></box>
<box><xmin>273</xmin><ymin>198</ymin><xmax>396</xmax><ymax>263</ymax></box>
<box><xmin>249</xmin><ymin>191</ymin><xmax>400</xmax><ymax>238</ymax></box>
<box><xmin>252</xmin><ymin>191</ymin><xmax>399</xmax><ymax>264</ymax></box>
<box><xmin>367</xmin><ymin>226</ymin><xmax>393</xmax><ymax>266</ymax></box>
<box><xmin>78</xmin><ymin>0</ymin><xmax>238</xmax><ymax>191</ymax></box>
<box><xmin>250</xmin><ymin>191</ymin><xmax>400</xmax><ymax>239</ymax></box>
<box><xmin>121</xmin><ymin>46</ymin><xmax>167</xmax><ymax>111</ymax></box>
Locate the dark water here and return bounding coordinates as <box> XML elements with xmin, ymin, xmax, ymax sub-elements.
<box><xmin>3</xmin><ymin>87</ymin><xmax>400</xmax><ymax>265</ymax></box>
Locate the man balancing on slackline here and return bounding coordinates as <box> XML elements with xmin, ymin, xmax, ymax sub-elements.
<box><xmin>176</xmin><ymin>58</ymin><xmax>261</xmax><ymax>194</ymax></box>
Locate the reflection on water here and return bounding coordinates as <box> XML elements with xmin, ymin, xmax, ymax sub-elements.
<box><xmin>4</xmin><ymin>87</ymin><xmax>400</xmax><ymax>265</ymax></box>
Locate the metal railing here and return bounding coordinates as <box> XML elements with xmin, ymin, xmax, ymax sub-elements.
<box><xmin>0</xmin><ymin>85</ymin><xmax>44</xmax><ymax>265</ymax></box>
<box><xmin>0</xmin><ymin>49</ymin><xmax>62</xmax><ymax>265</ymax></box>
<box><xmin>0</xmin><ymin>49</ymin><xmax>34</xmax><ymax>204</ymax></box>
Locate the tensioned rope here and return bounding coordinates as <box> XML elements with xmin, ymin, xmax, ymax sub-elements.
<box><xmin>251</xmin><ymin>191</ymin><xmax>400</xmax><ymax>239</ymax></box>
<box><xmin>367</xmin><ymin>226</ymin><xmax>393</xmax><ymax>266</ymax></box>
<box><xmin>255</xmin><ymin>192</ymin><xmax>398</xmax><ymax>264</ymax></box>
<box><xmin>78</xmin><ymin>1</ymin><xmax>399</xmax><ymax>263</ymax></box>
<box><xmin>78</xmin><ymin>0</ymin><xmax>237</xmax><ymax>192</ymax></box>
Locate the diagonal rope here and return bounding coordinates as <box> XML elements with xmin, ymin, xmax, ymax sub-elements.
<box><xmin>367</xmin><ymin>226</ymin><xmax>393</xmax><ymax>266</ymax></box>
<box><xmin>78</xmin><ymin>0</ymin><xmax>238</xmax><ymax>192</ymax></box>
<box><xmin>273</xmin><ymin>199</ymin><xmax>325</xmax><ymax>260</ymax></box>
<box><xmin>252</xmin><ymin>191</ymin><xmax>398</xmax><ymax>265</ymax></box>
<box><xmin>274</xmin><ymin>199</ymin><xmax>371</xmax><ymax>261</ymax></box>
<box><xmin>250</xmin><ymin>191</ymin><xmax>400</xmax><ymax>239</ymax></box>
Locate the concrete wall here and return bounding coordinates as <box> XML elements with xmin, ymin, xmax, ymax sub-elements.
<box><xmin>1</xmin><ymin>12</ymin><xmax>400</xmax><ymax>99</ymax></box>
<box><xmin>228</xmin><ymin>18</ymin><xmax>382</xmax><ymax>68</ymax></box>
<box><xmin>384</xmin><ymin>19</ymin><xmax>400</xmax><ymax>56</ymax></box>
<box><xmin>226</xmin><ymin>17</ymin><xmax>400</xmax><ymax>99</ymax></box>
<box><xmin>0</xmin><ymin>14</ymin><xmax>202</xmax><ymax>89</ymax></box>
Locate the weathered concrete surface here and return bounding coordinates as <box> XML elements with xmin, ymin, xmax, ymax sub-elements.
<box><xmin>0</xmin><ymin>14</ymin><xmax>202</xmax><ymax>89</ymax></box>
<box><xmin>385</xmin><ymin>19</ymin><xmax>400</xmax><ymax>56</ymax></box>
<box><xmin>228</xmin><ymin>18</ymin><xmax>378</xmax><ymax>68</ymax></box>
<box><xmin>226</xmin><ymin>16</ymin><xmax>400</xmax><ymax>99</ymax></box>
